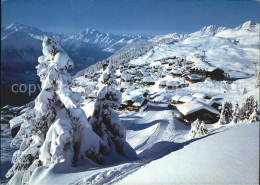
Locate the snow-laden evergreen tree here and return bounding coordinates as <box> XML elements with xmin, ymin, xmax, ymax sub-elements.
<box><xmin>98</xmin><ymin>62</ymin><xmax>118</xmax><ymax>88</ymax></box>
<box><xmin>90</xmin><ymin>63</ymin><xmax>137</xmax><ymax>159</ymax></box>
<box><xmin>248</xmin><ymin>100</ymin><xmax>259</xmax><ymax>123</ymax></box>
<box><xmin>231</xmin><ymin>102</ymin><xmax>240</xmax><ymax>124</ymax></box>
<box><xmin>189</xmin><ymin>119</ymin><xmax>207</xmax><ymax>138</ymax></box>
<box><xmin>218</xmin><ymin>101</ymin><xmax>233</xmax><ymax>125</ymax></box>
<box><xmin>240</xmin><ymin>96</ymin><xmax>255</xmax><ymax>121</ymax></box>
<box><xmin>6</xmin><ymin>37</ymin><xmax>104</xmax><ymax>185</ymax></box>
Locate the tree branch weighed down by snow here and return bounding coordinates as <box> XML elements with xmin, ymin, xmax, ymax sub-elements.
<box><xmin>6</xmin><ymin>37</ymin><xmax>136</xmax><ymax>185</ymax></box>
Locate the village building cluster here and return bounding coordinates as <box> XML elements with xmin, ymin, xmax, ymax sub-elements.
<box><xmin>76</xmin><ymin>56</ymin><xmax>227</xmax><ymax>125</ymax></box>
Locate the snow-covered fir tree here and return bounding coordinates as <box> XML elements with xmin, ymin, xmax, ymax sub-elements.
<box><xmin>90</xmin><ymin>63</ymin><xmax>137</xmax><ymax>159</ymax></box>
<box><xmin>218</xmin><ymin>101</ymin><xmax>233</xmax><ymax>125</ymax></box>
<box><xmin>248</xmin><ymin>99</ymin><xmax>259</xmax><ymax>123</ymax></box>
<box><xmin>231</xmin><ymin>102</ymin><xmax>240</xmax><ymax>124</ymax></box>
<box><xmin>240</xmin><ymin>96</ymin><xmax>255</xmax><ymax>121</ymax></box>
<box><xmin>189</xmin><ymin>119</ymin><xmax>207</xmax><ymax>138</ymax></box>
<box><xmin>6</xmin><ymin>37</ymin><xmax>104</xmax><ymax>184</ymax></box>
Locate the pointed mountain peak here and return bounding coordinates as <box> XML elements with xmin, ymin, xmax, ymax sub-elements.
<box><xmin>236</xmin><ymin>20</ymin><xmax>256</xmax><ymax>30</ymax></box>
<box><xmin>199</xmin><ymin>25</ymin><xmax>225</xmax><ymax>35</ymax></box>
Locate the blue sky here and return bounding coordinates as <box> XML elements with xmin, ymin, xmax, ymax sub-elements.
<box><xmin>2</xmin><ymin>1</ymin><xmax>259</xmax><ymax>36</ymax></box>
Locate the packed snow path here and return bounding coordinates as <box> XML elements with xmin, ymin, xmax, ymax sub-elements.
<box><xmin>72</xmin><ymin>102</ymin><xmax>191</xmax><ymax>184</ymax></box>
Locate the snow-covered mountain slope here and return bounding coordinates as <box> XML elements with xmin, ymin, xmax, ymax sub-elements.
<box><xmin>69</xmin><ymin>28</ymin><xmax>145</xmax><ymax>53</ymax></box>
<box><xmin>76</xmin><ymin>21</ymin><xmax>259</xmax><ymax>79</ymax></box>
<box><xmin>119</xmin><ymin>122</ymin><xmax>259</xmax><ymax>185</ymax></box>
<box><xmin>128</xmin><ymin>21</ymin><xmax>259</xmax><ymax>78</ymax></box>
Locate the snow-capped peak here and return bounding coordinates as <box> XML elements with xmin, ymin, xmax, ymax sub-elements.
<box><xmin>236</xmin><ymin>20</ymin><xmax>257</xmax><ymax>30</ymax></box>
<box><xmin>199</xmin><ymin>25</ymin><xmax>226</xmax><ymax>35</ymax></box>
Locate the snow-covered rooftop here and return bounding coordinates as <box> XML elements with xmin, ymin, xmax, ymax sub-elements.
<box><xmin>177</xmin><ymin>100</ymin><xmax>220</xmax><ymax>116</ymax></box>
<box><xmin>186</xmin><ymin>74</ymin><xmax>200</xmax><ymax>80</ymax></box>
<box><xmin>179</xmin><ymin>96</ymin><xmax>195</xmax><ymax>103</ymax></box>
<box><xmin>143</xmin><ymin>77</ymin><xmax>157</xmax><ymax>83</ymax></box>
<box><xmin>192</xmin><ymin>93</ymin><xmax>207</xmax><ymax>99</ymax></box>
<box><xmin>172</xmin><ymin>70</ymin><xmax>182</xmax><ymax>74</ymax></box>
<box><xmin>166</xmin><ymin>81</ymin><xmax>180</xmax><ymax>87</ymax></box>
<box><xmin>171</xmin><ymin>95</ymin><xmax>182</xmax><ymax>101</ymax></box>
<box><xmin>122</xmin><ymin>89</ymin><xmax>148</xmax><ymax>107</ymax></box>
<box><xmin>159</xmin><ymin>81</ymin><xmax>167</xmax><ymax>85</ymax></box>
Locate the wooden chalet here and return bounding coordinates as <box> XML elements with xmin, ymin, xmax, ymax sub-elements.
<box><xmin>128</xmin><ymin>64</ymin><xmax>136</xmax><ymax>69</ymax></box>
<box><xmin>172</xmin><ymin>70</ymin><xmax>182</xmax><ymax>77</ymax></box>
<box><xmin>177</xmin><ymin>100</ymin><xmax>220</xmax><ymax>124</ymax></box>
<box><xmin>185</xmin><ymin>74</ymin><xmax>201</xmax><ymax>83</ymax></box>
<box><xmin>190</xmin><ymin>67</ymin><xmax>224</xmax><ymax>80</ymax></box>
<box><xmin>166</xmin><ymin>66</ymin><xmax>172</xmax><ymax>71</ymax></box>
<box><xmin>207</xmin><ymin>68</ymin><xmax>225</xmax><ymax>80</ymax></box>
<box><xmin>161</xmin><ymin>60</ymin><xmax>168</xmax><ymax>65</ymax></box>
<box><xmin>119</xmin><ymin>90</ymin><xmax>149</xmax><ymax>111</ymax></box>
<box><xmin>166</xmin><ymin>81</ymin><xmax>180</xmax><ymax>90</ymax></box>
<box><xmin>142</xmin><ymin>77</ymin><xmax>157</xmax><ymax>86</ymax></box>
<box><xmin>160</xmin><ymin>71</ymin><xmax>168</xmax><ymax>78</ymax></box>
<box><xmin>159</xmin><ymin>81</ymin><xmax>167</xmax><ymax>89</ymax></box>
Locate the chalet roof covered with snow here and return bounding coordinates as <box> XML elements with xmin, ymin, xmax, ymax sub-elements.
<box><xmin>192</xmin><ymin>93</ymin><xmax>208</xmax><ymax>99</ymax></box>
<box><xmin>122</xmin><ymin>89</ymin><xmax>148</xmax><ymax>107</ymax></box>
<box><xmin>186</xmin><ymin>74</ymin><xmax>200</xmax><ymax>80</ymax></box>
<box><xmin>130</xmin><ymin>68</ymin><xmax>137</xmax><ymax>74</ymax></box>
<box><xmin>179</xmin><ymin>96</ymin><xmax>195</xmax><ymax>103</ymax></box>
<box><xmin>166</xmin><ymin>81</ymin><xmax>180</xmax><ymax>87</ymax></box>
<box><xmin>159</xmin><ymin>81</ymin><xmax>167</xmax><ymax>86</ymax></box>
<box><xmin>121</xmin><ymin>71</ymin><xmax>132</xmax><ymax>80</ymax></box>
<box><xmin>143</xmin><ymin>77</ymin><xmax>157</xmax><ymax>83</ymax></box>
<box><xmin>171</xmin><ymin>95</ymin><xmax>182</xmax><ymax>101</ymax></box>
<box><xmin>177</xmin><ymin>100</ymin><xmax>220</xmax><ymax>116</ymax></box>
<box><xmin>172</xmin><ymin>70</ymin><xmax>182</xmax><ymax>74</ymax></box>
<box><xmin>186</xmin><ymin>60</ymin><xmax>193</xmax><ymax>64</ymax></box>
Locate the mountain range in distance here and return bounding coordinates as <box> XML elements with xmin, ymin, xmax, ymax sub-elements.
<box><xmin>1</xmin><ymin>23</ymin><xmax>145</xmax><ymax>75</ymax></box>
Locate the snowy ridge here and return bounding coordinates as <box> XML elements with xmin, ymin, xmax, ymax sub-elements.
<box><xmin>69</xmin><ymin>28</ymin><xmax>145</xmax><ymax>53</ymax></box>
<box><xmin>1</xmin><ymin>23</ymin><xmax>143</xmax><ymax>75</ymax></box>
